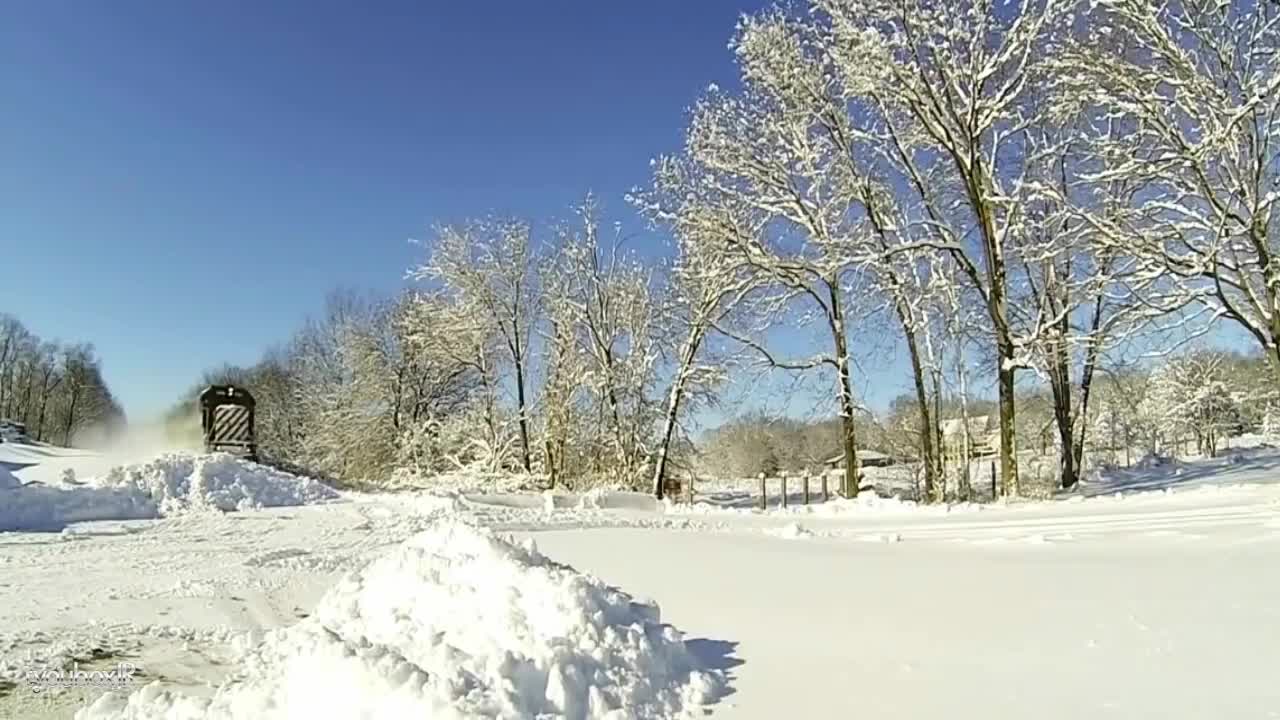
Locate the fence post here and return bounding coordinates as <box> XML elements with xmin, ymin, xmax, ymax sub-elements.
<box><xmin>758</xmin><ymin>473</ymin><xmax>767</xmax><ymax>511</ymax></box>
<box><xmin>781</xmin><ymin>471</ymin><xmax>789</xmax><ymax>509</ymax></box>
<box><xmin>686</xmin><ymin>475</ymin><xmax>694</xmax><ymax>504</ymax></box>
<box><xmin>822</xmin><ymin>471</ymin><xmax>829</xmax><ymax>502</ymax></box>
<box><xmin>990</xmin><ymin>461</ymin><xmax>997</xmax><ymax>501</ymax></box>
<box><xmin>803</xmin><ymin>472</ymin><xmax>810</xmax><ymax>505</ymax></box>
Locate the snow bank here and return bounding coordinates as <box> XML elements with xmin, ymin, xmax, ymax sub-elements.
<box><xmin>0</xmin><ymin>453</ymin><xmax>338</xmax><ymax>531</ymax></box>
<box><xmin>0</xmin><ymin>485</ymin><xmax>158</xmax><ymax>531</ymax></box>
<box><xmin>97</xmin><ymin>453</ymin><xmax>338</xmax><ymax>514</ymax></box>
<box><xmin>78</xmin><ymin>518</ymin><xmax>723</xmax><ymax>720</ymax></box>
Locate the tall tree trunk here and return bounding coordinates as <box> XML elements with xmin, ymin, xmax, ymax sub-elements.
<box><xmin>18</xmin><ymin>364</ymin><xmax>35</xmax><ymax>425</ymax></box>
<box><xmin>932</xmin><ymin>361</ymin><xmax>949</xmax><ymax>495</ymax></box>
<box><xmin>828</xmin><ymin>282</ymin><xmax>860</xmax><ymax>497</ymax></box>
<box><xmin>0</xmin><ymin>366</ymin><xmax>12</xmax><ymax>418</ymax></box>
<box><xmin>900</xmin><ymin>322</ymin><xmax>938</xmax><ymax>501</ymax></box>
<box><xmin>957</xmin><ymin>349</ymin><xmax>974</xmax><ymax>500</ymax></box>
<box><xmin>35</xmin><ymin>373</ymin><xmax>56</xmax><ymax>442</ymax></box>
<box><xmin>602</xmin><ymin>370</ymin><xmax>629</xmax><ymax>484</ymax></box>
<box><xmin>513</xmin><ymin>332</ymin><xmax>532</xmax><ymax>473</ymax></box>
<box><xmin>966</xmin><ymin>157</ymin><xmax>1019</xmax><ymax>496</ymax></box>
<box><xmin>1047</xmin><ymin>328</ymin><xmax>1075</xmax><ymax>491</ymax></box>
<box><xmin>475</xmin><ymin>346</ymin><xmax>502</xmax><ymax>471</ymax></box>
<box><xmin>544</xmin><ymin>436</ymin><xmax>558</xmax><ymax>489</ymax></box>
<box><xmin>1069</xmin><ymin>332</ymin><xmax>1102</xmax><ymax>489</ymax></box>
<box><xmin>0</xmin><ymin>336</ymin><xmax>11</xmax><ymax>415</ymax></box>
<box><xmin>1054</xmin><ymin>407</ymin><xmax>1075</xmax><ymax>492</ymax></box>
<box><xmin>865</xmin><ymin>198</ymin><xmax>935</xmax><ymax>497</ymax></box>
<box><xmin>653</xmin><ymin>331</ymin><xmax>704</xmax><ymax>499</ymax></box>
<box><xmin>1270</xmin><ymin>343</ymin><xmax>1280</xmax><ymax>387</ymax></box>
<box><xmin>996</xmin><ymin>350</ymin><xmax>1018</xmax><ymax>497</ymax></box>
<box><xmin>63</xmin><ymin>388</ymin><xmax>79</xmax><ymax>446</ymax></box>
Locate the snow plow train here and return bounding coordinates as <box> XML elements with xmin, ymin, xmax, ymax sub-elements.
<box><xmin>199</xmin><ymin>385</ymin><xmax>259</xmax><ymax>462</ymax></box>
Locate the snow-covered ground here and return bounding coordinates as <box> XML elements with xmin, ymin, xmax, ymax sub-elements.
<box><xmin>2</xmin><ymin>441</ymin><xmax>1280</xmax><ymax>718</ymax></box>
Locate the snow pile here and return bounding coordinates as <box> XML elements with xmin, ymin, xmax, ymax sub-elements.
<box><xmin>78</xmin><ymin>518</ymin><xmax>722</xmax><ymax>720</ymax></box>
<box><xmin>97</xmin><ymin>453</ymin><xmax>338</xmax><ymax>515</ymax></box>
<box><xmin>0</xmin><ymin>453</ymin><xmax>338</xmax><ymax>531</ymax></box>
<box><xmin>0</xmin><ymin>484</ymin><xmax>156</xmax><ymax>531</ymax></box>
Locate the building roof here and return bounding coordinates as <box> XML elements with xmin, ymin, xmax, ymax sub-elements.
<box><xmin>823</xmin><ymin>449</ymin><xmax>892</xmax><ymax>465</ymax></box>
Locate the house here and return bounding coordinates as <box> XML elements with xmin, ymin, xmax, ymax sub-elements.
<box><xmin>940</xmin><ymin>415</ymin><xmax>1000</xmax><ymax>458</ymax></box>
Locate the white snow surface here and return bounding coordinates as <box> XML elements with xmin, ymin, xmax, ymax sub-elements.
<box><xmin>0</xmin><ymin>450</ymin><xmax>338</xmax><ymax>531</ymax></box>
<box><xmin>77</xmin><ymin>518</ymin><xmax>722</xmax><ymax>720</ymax></box>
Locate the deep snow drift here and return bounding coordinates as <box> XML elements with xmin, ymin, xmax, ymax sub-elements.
<box><xmin>0</xmin><ymin>452</ymin><xmax>338</xmax><ymax>531</ymax></box>
<box><xmin>77</xmin><ymin>518</ymin><xmax>723</xmax><ymax>720</ymax></box>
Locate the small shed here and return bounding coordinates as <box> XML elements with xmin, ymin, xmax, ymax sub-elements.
<box><xmin>823</xmin><ymin>449</ymin><xmax>897</xmax><ymax>469</ymax></box>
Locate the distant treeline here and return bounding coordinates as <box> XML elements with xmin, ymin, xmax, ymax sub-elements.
<box><xmin>0</xmin><ymin>314</ymin><xmax>124</xmax><ymax>446</ymax></box>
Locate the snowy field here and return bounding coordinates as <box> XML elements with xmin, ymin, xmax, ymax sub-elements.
<box><xmin>2</xmin><ymin>442</ymin><xmax>1280</xmax><ymax>718</ymax></box>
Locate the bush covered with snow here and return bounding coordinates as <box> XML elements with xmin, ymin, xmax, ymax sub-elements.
<box><xmin>78</xmin><ymin>518</ymin><xmax>723</xmax><ymax>720</ymax></box>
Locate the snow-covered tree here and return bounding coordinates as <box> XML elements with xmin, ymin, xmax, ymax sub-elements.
<box><xmin>397</xmin><ymin>292</ymin><xmax>515</xmax><ymax>475</ymax></box>
<box><xmin>1008</xmin><ymin>113</ymin><xmax>1184</xmax><ymax>489</ymax></box>
<box><xmin>813</xmin><ymin>0</ymin><xmax>1068</xmax><ymax>496</ymax></box>
<box><xmin>667</xmin><ymin>13</ymin><xmax>890</xmax><ymax>497</ymax></box>
<box><xmin>547</xmin><ymin>198</ymin><xmax>665</xmax><ymax>488</ymax></box>
<box><xmin>0</xmin><ymin>314</ymin><xmax>122</xmax><ymax>446</ymax></box>
<box><xmin>680</xmin><ymin>0</ymin><xmax>1066</xmax><ymax>496</ymax></box>
<box><xmin>1055</xmin><ymin>0</ymin><xmax>1280</xmax><ymax>382</ymax></box>
<box><xmin>1089</xmin><ymin>368</ymin><xmax>1158</xmax><ymax>464</ymax></box>
<box><xmin>1142</xmin><ymin>352</ymin><xmax>1241</xmax><ymax>458</ymax></box>
<box><xmin>413</xmin><ymin>217</ymin><xmax>540</xmax><ymax>472</ymax></box>
<box><xmin>640</xmin><ymin>157</ymin><xmax>766</xmax><ymax>498</ymax></box>
<box><xmin>537</xmin><ymin>264</ymin><xmax>585</xmax><ymax>488</ymax></box>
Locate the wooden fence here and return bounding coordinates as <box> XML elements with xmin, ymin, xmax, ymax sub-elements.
<box><xmin>755</xmin><ymin>470</ymin><xmax>835</xmax><ymax>510</ymax></box>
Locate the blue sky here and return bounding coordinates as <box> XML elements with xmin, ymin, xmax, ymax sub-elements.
<box><xmin>8</xmin><ymin>2</ymin><xmax>1247</xmax><ymax>428</ymax></box>
<box><xmin>1</xmin><ymin>0</ymin><xmax>810</xmax><ymax>420</ymax></box>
